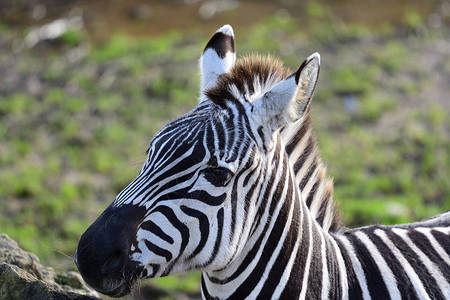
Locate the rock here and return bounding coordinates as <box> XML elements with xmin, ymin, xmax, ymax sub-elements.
<box><xmin>0</xmin><ymin>234</ymin><xmax>99</xmax><ymax>300</ymax></box>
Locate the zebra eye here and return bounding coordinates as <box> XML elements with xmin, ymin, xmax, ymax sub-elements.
<box><xmin>203</xmin><ymin>167</ymin><xmax>234</xmax><ymax>186</ymax></box>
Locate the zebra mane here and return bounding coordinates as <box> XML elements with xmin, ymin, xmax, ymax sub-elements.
<box><xmin>281</xmin><ymin>112</ymin><xmax>342</xmax><ymax>232</ymax></box>
<box><xmin>206</xmin><ymin>55</ymin><xmax>342</xmax><ymax>232</ymax></box>
<box><xmin>206</xmin><ymin>55</ymin><xmax>291</xmax><ymax>106</ymax></box>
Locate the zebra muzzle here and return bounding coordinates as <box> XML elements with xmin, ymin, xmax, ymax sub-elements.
<box><xmin>75</xmin><ymin>203</ymin><xmax>146</xmax><ymax>297</ymax></box>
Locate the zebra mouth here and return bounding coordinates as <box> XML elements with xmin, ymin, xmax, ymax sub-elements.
<box><xmin>100</xmin><ymin>281</ymin><xmax>134</xmax><ymax>297</ymax></box>
<box><xmin>98</xmin><ymin>269</ymin><xmax>141</xmax><ymax>297</ymax></box>
<box><xmin>79</xmin><ymin>261</ymin><xmax>144</xmax><ymax>297</ymax></box>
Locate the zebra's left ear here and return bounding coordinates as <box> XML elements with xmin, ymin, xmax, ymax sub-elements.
<box><xmin>199</xmin><ymin>25</ymin><xmax>236</xmax><ymax>102</ymax></box>
<box><xmin>252</xmin><ymin>53</ymin><xmax>320</xmax><ymax>133</ymax></box>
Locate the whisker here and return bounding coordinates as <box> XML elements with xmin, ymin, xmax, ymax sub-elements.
<box><xmin>54</xmin><ymin>250</ymin><xmax>74</xmax><ymax>260</ymax></box>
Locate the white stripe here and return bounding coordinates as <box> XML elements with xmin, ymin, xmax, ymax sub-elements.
<box><xmin>328</xmin><ymin>234</ymin><xmax>349</xmax><ymax>300</ymax></box>
<box><xmin>295</xmin><ymin>151</ymin><xmax>315</xmax><ymax>188</ymax></box>
<box><xmin>318</xmin><ymin>229</ymin><xmax>330</xmax><ymax>300</ymax></box>
<box><xmin>301</xmin><ymin>166</ymin><xmax>319</xmax><ymax>203</ymax></box>
<box><xmin>298</xmin><ymin>209</ymin><xmax>313</xmax><ymax>299</ymax></box>
<box><xmin>335</xmin><ymin>235</ymin><xmax>371</xmax><ymax>300</ymax></box>
<box><xmin>285</xmin><ymin>124</ymin><xmax>312</xmax><ymax>163</ymax></box>
<box><xmin>309</xmin><ymin>176</ymin><xmax>325</xmax><ymax>217</ymax></box>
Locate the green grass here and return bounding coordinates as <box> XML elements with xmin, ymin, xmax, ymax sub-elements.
<box><xmin>0</xmin><ymin>12</ymin><xmax>449</xmax><ymax>299</ymax></box>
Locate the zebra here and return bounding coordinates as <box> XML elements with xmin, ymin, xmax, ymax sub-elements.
<box><xmin>75</xmin><ymin>25</ymin><xmax>450</xmax><ymax>299</ymax></box>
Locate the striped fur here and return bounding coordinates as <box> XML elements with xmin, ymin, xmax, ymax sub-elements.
<box><xmin>206</xmin><ymin>54</ymin><xmax>341</xmax><ymax>233</ymax></box>
<box><xmin>75</xmin><ymin>25</ymin><xmax>450</xmax><ymax>299</ymax></box>
<box><xmin>281</xmin><ymin>112</ymin><xmax>340</xmax><ymax>232</ymax></box>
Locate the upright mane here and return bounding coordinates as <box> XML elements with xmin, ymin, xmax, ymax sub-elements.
<box><xmin>281</xmin><ymin>111</ymin><xmax>342</xmax><ymax>232</ymax></box>
<box><xmin>206</xmin><ymin>55</ymin><xmax>291</xmax><ymax>106</ymax></box>
<box><xmin>206</xmin><ymin>54</ymin><xmax>342</xmax><ymax>232</ymax></box>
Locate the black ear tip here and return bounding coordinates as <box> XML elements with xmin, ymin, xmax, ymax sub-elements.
<box><xmin>204</xmin><ymin>25</ymin><xmax>236</xmax><ymax>58</ymax></box>
<box><xmin>295</xmin><ymin>52</ymin><xmax>320</xmax><ymax>84</ymax></box>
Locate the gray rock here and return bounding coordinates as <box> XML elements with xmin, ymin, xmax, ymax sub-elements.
<box><xmin>0</xmin><ymin>234</ymin><xmax>100</xmax><ymax>300</ymax></box>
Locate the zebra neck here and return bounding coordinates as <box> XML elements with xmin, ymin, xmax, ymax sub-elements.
<box><xmin>201</xmin><ymin>146</ymin><xmax>347</xmax><ymax>299</ymax></box>
<box><xmin>281</xmin><ymin>113</ymin><xmax>341</xmax><ymax>232</ymax></box>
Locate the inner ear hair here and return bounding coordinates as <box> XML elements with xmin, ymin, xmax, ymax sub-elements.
<box><xmin>294</xmin><ymin>53</ymin><xmax>320</xmax><ymax>114</ymax></box>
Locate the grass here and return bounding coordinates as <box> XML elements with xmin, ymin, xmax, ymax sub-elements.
<box><xmin>0</xmin><ymin>9</ymin><xmax>449</xmax><ymax>299</ymax></box>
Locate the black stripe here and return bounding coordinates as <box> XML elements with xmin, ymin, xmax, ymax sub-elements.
<box><xmin>214</xmin><ymin>117</ymin><xmax>226</xmax><ymax>156</ymax></box>
<box><xmin>226</xmin><ymin>109</ymin><xmax>236</xmax><ymax>153</ymax></box>
<box><xmin>344</xmin><ymin>231</ymin><xmax>390</xmax><ymax>299</ymax></box>
<box><xmin>305</xmin><ymin>225</ymin><xmax>323</xmax><ymax>299</ymax></box>
<box><xmin>147</xmin><ymin>264</ymin><xmax>160</xmax><ymax>278</ymax></box>
<box><xmin>316</xmin><ymin>201</ymin><xmax>328</xmax><ymax>227</ymax></box>
<box><xmin>180</xmin><ymin>206</ymin><xmax>209</xmax><ymax>260</ymax></box>
<box><xmin>335</xmin><ymin>238</ymin><xmax>363</xmax><ymax>299</ymax></box>
<box><xmin>186</xmin><ymin>189</ymin><xmax>227</xmax><ymax>206</ymax></box>
<box><xmin>205</xmin><ymin>120</ymin><xmax>216</xmax><ymax>156</ymax></box>
<box><xmin>324</xmin><ymin>237</ymin><xmax>342</xmax><ymax>299</ymax></box>
<box><xmin>144</xmin><ymin>240</ymin><xmax>172</xmax><ymax>262</ymax></box>
<box><xmin>305</xmin><ymin>180</ymin><xmax>319</xmax><ymax>207</ymax></box>
<box><xmin>248</xmin><ymin>168</ymin><xmax>265</xmax><ymax>237</ymax></box>
<box><xmin>229</xmin><ymin>172</ymin><xmax>239</xmax><ymax>246</ymax></box>
<box><xmin>243</xmin><ymin>164</ymin><xmax>257</xmax><ymax>187</ymax></box>
<box><xmin>140</xmin><ymin>220</ymin><xmax>174</xmax><ymax>244</ymax></box>
<box><xmin>201</xmin><ymin>275</ymin><xmax>219</xmax><ymax>300</ymax></box>
<box><xmin>202</xmin><ymin>207</ymin><xmax>224</xmax><ymax>267</ymax></box>
<box><xmin>293</xmin><ymin>136</ymin><xmax>314</xmax><ymax>173</ymax></box>
<box><xmin>431</xmin><ymin>229</ymin><xmax>450</xmax><ymax>256</ymax></box>
<box><xmin>204</xmin><ymin>31</ymin><xmax>235</xmax><ymax>58</ymax></box>
<box><xmin>299</xmin><ymin>160</ymin><xmax>316</xmax><ymax>190</ymax></box>
<box><xmin>408</xmin><ymin>230</ymin><xmax>450</xmax><ymax>279</ymax></box>
<box><xmin>228</xmin><ymin>114</ymin><xmax>248</xmax><ymax>163</ymax></box>
<box><xmin>284</xmin><ymin>115</ymin><xmax>311</xmax><ymax>155</ymax></box>
<box><xmin>281</xmin><ymin>206</ymin><xmax>310</xmax><ymax>299</ymax></box>
<box><xmin>151</xmin><ymin>206</ymin><xmax>189</xmax><ymax>276</ymax></box>
<box><xmin>237</xmin><ymin>102</ymin><xmax>258</xmax><ymax>143</ymax></box>
<box><xmin>258</xmin><ymin>126</ymin><xmax>266</xmax><ymax>151</ymax></box>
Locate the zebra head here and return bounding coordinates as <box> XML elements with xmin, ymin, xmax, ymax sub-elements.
<box><xmin>75</xmin><ymin>25</ymin><xmax>320</xmax><ymax>297</ymax></box>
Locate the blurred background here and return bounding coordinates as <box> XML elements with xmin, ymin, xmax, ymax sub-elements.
<box><xmin>0</xmin><ymin>0</ymin><xmax>449</xmax><ymax>299</ymax></box>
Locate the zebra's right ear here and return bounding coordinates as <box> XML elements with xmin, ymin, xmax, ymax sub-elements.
<box><xmin>199</xmin><ymin>25</ymin><xmax>236</xmax><ymax>102</ymax></box>
<box><xmin>252</xmin><ymin>53</ymin><xmax>320</xmax><ymax>134</ymax></box>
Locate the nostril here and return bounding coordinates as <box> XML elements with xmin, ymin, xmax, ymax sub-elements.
<box><xmin>101</xmin><ymin>250</ymin><xmax>126</xmax><ymax>274</ymax></box>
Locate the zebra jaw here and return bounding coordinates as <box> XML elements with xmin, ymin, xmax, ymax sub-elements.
<box><xmin>140</xmin><ymin>264</ymin><xmax>159</xmax><ymax>279</ymax></box>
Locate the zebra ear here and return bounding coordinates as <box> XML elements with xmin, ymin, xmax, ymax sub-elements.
<box><xmin>252</xmin><ymin>53</ymin><xmax>320</xmax><ymax>133</ymax></box>
<box><xmin>199</xmin><ymin>25</ymin><xmax>236</xmax><ymax>102</ymax></box>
